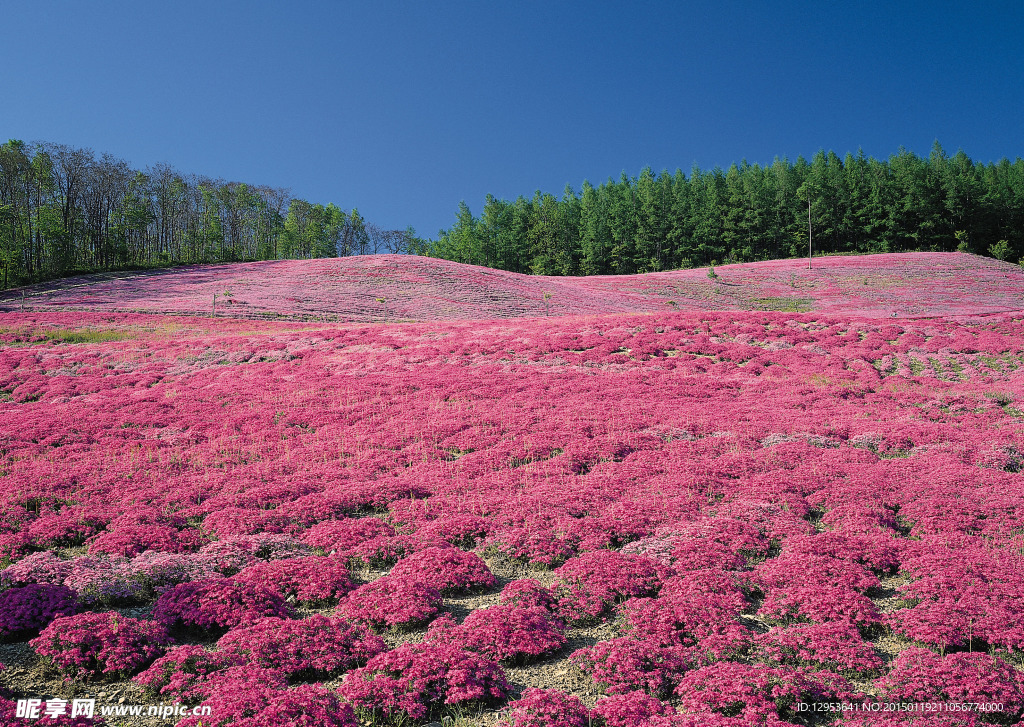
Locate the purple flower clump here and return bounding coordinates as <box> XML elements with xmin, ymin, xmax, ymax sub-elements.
<box><xmin>0</xmin><ymin>584</ymin><xmax>78</xmax><ymax>638</ymax></box>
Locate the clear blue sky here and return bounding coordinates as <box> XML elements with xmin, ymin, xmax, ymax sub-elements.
<box><xmin>2</xmin><ymin>1</ymin><xmax>1022</xmax><ymax>239</ymax></box>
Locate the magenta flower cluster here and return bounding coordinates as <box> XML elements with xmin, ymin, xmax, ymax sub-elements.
<box><xmin>30</xmin><ymin>611</ymin><xmax>171</xmax><ymax>680</ymax></box>
<box><xmin>216</xmin><ymin>615</ymin><xmax>385</xmax><ymax>679</ymax></box>
<box><xmin>426</xmin><ymin>605</ymin><xmax>566</xmax><ymax>663</ymax></box>
<box><xmin>387</xmin><ymin>546</ymin><xmax>496</xmax><ymax>593</ymax></box>
<box><xmin>174</xmin><ymin>682</ymin><xmax>357</xmax><ymax>727</ymax></box>
<box><xmin>152</xmin><ymin>578</ymin><xmax>290</xmax><ymax>632</ymax></box>
<box><xmin>550</xmin><ymin>550</ymin><xmax>667</xmax><ymax>624</ymax></box>
<box><xmin>234</xmin><ymin>555</ymin><xmax>355</xmax><ymax>606</ymax></box>
<box><xmin>336</xmin><ymin>574</ymin><xmax>442</xmax><ymax>630</ymax></box>
<box><xmin>338</xmin><ymin>641</ymin><xmax>509</xmax><ymax>720</ymax></box>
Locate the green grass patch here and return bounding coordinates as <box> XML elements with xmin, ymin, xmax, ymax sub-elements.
<box><xmin>750</xmin><ymin>296</ymin><xmax>813</xmax><ymax>312</ymax></box>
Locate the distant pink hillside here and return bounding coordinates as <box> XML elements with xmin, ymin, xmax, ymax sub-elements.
<box><xmin>2</xmin><ymin>252</ymin><xmax>1021</xmax><ymax>320</ymax></box>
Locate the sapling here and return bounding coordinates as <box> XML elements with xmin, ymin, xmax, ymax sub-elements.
<box><xmin>212</xmin><ymin>290</ymin><xmax>233</xmax><ymax>317</ymax></box>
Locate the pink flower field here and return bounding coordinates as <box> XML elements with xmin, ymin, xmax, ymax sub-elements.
<box><xmin>1</xmin><ymin>252</ymin><xmax>1023</xmax><ymax>726</ymax></box>
<box><xmin>2</xmin><ymin>252</ymin><xmax>1022</xmax><ymax>321</ymax></box>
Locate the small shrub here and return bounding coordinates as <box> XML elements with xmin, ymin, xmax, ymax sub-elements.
<box><xmin>592</xmin><ymin>690</ymin><xmax>671</xmax><ymax>727</ymax></box>
<box><xmin>87</xmin><ymin>524</ymin><xmax>204</xmax><ymax>557</ymax></box>
<box><xmin>1</xmin><ymin>551</ymin><xmax>74</xmax><ymax>587</ymax></box>
<box><xmin>175</xmin><ymin>682</ymin><xmax>356</xmax><ymax>727</ymax></box>
<box><xmin>500</xmin><ymin>578</ymin><xmax>558</xmax><ymax>611</ymax></box>
<box><xmin>62</xmin><ymin>556</ymin><xmax>150</xmax><ymax>606</ymax></box>
<box><xmin>674</xmin><ymin>662</ymin><xmax>854</xmax><ymax>725</ymax></box>
<box><xmin>300</xmin><ymin>517</ymin><xmax>395</xmax><ymax>553</ymax></box>
<box><xmin>570</xmin><ymin>636</ymin><xmax>688</xmax><ymax>698</ymax></box>
<box><xmin>127</xmin><ymin>551</ymin><xmax>221</xmax><ymax>593</ymax></box>
<box><xmin>877</xmin><ymin>648</ymin><xmax>1024</xmax><ymax>724</ymax></box>
<box><xmin>755</xmin><ymin>622</ymin><xmax>883</xmax><ymax>675</ymax></box>
<box><xmin>132</xmin><ymin>644</ymin><xmax>239</xmax><ymax>701</ymax></box>
<box><xmin>759</xmin><ymin>585</ymin><xmax>881</xmax><ymax>629</ymax></box>
<box><xmin>551</xmin><ymin>551</ymin><xmax>666</xmax><ymax>624</ymax></box>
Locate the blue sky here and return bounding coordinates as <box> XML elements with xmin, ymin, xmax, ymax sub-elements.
<box><xmin>2</xmin><ymin>1</ymin><xmax>1022</xmax><ymax>239</ymax></box>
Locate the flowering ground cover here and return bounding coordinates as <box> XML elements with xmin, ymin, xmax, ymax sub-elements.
<box><xmin>0</xmin><ymin>252</ymin><xmax>1023</xmax><ymax>725</ymax></box>
<box><xmin>1</xmin><ymin>251</ymin><xmax>1022</xmax><ymax>321</ymax></box>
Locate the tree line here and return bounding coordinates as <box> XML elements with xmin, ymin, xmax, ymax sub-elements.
<box><xmin>0</xmin><ymin>139</ymin><xmax>418</xmax><ymax>288</ymax></box>
<box><xmin>421</xmin><ymin>142</ymin><xmax>1024</xmax><ymax>275</ymax></box>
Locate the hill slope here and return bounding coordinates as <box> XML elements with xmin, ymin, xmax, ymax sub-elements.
<box><xmin>1</xmin><ymin>252</ymin><xmax>1021</xmax><ymax>320</ymax></box>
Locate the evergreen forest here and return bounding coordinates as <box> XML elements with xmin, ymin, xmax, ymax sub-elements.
<box><xmin>422</xmin><ymin>142</ymin><xmax>1024</xmax><ymax>275</ymax></box>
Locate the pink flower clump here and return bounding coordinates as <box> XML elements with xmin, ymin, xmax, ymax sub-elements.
<box><xmin>62</xmin><ymin>556</ymin><xmax>149</xmax><ymax>605</ymax></box>
<box><xmin>216</xmin><ymin>615</ymin><xmax>385</xmax><ymax>679</ymax></box>
<box><xmin>754</xmin><ymin>622</ymin><xmax>884</xmax><ymax>675</ymax></box>
<box><xmin>30</xmin><ymin>612</ymin><xmax>171</xmax><ymax>680</ymax></box>
<box><xmin>174</xmin><ymin>682</ymin><xmax>357</xmax><ymax>727</ymax></box>
<box><xmin>500</xmin><ymin>578</ymin><xmax>558</xmax><ymax>611</ymax></box>
<box><xmin>234</xmin><ymin>556</ymin><xmax>355</xmax><ymax>606</ymax></box>
<box><xmin>759</xmin><ymin>585</ymin><xmax>881</xmax><ymax>630</ymax></box>
<box><xmin>674</xmin><ymin>662</ymin><xmax>855</xmax><ymax>726</ymax></box>
<box><xmin>127</xmin><ymin>551</ymin><xmax>221</xmax><ymax>593</ymax></box>
<box><xmin>152</xmin><ymin>578</ymin><xmax>290</xmax><ymax>632</ymax></box>
<box><xmin>338</xmin><ymin>641</ymin><xmax>508</xmax><ymax>720</ymax></box>
<box><xmin>336</xmin><ymin>574</ymin><xmax>442</xmax><ymax>630</ymax></box>
<box><xmin>387</xmin><ymin>546</ymin><xmax>496</xmax><ymax>594</ymax></box>
<box><xmin>87</xmin><ymin>524</ymin><xmax>204</xmax><ymax>557</ymax></box>
<box><xmin>132</xmin><ymin>644</ymin><xmax>239</xmax><ymax>701</ymax></box>
<box><xmin>300</xmin><ymin>517</ymin><xmax>395</xmax><ymax>554</ymax></box>
<box><xmin>1</xmin><ymin>551</ymin><xmax>74</xmax><ymax>587</ymax></box>
<box><xmin>502</xmin><ymin>688</ymin><xmax>591</xmax><ymax>727</ymax></box>
<box><xmin>426</xmin><ymin>605</ymin><xmax>566</xmax><ymax>663</ymax></box>
<box><xmin>570</xmin><ymin>636</ymin><xmax>689</xmax><ymax>697</ymax></box>
<box><xmin>551</xmin><ymin>550</ymin><xmax>667</xmax><ymax>624</ymax></box>
<box><xmin>876</xmin><ymin>648</ymin><xmax>1024</xmax><ymax>723</ymax></box>
<box><xmin>591</xmin><ymin>690</ymin><xmax>671</xmax><ymax>727</ymax></box>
